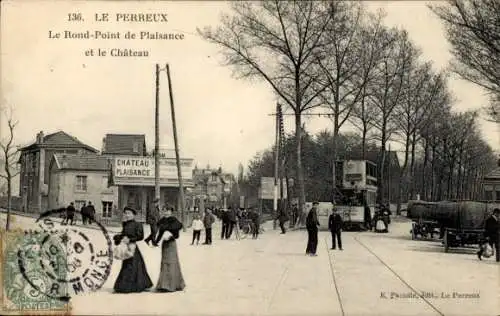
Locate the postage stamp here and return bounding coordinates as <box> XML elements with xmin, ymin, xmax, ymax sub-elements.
<box><xmin>1</xmin><ymin>208</ymin><xmax>114</xmax><ymax>313</ymax></box>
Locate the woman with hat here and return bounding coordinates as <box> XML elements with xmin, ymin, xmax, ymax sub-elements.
<box><xmin>154</xmin><ymin>207</ymin><xmax>185</xmax><ymax>292</ymax></box>
<box><xmin>113</xmin><ymin>207</ymin><xmax>153</xmax><ymax>293</ymax></box>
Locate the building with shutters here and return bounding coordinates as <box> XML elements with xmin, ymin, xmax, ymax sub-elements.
<box><xmin>18</xmin><ymin>131</ymin><xmax>98</xmax><ymax>213</ymax></box>
<box><xmin>48</xmin><ymin>154</ymin><xmax>118</xmax><ymax>220</ymax></box>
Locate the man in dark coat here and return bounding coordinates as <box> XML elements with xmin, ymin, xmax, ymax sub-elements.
<box><xmin>144</xmin><ymin>198</ymin><xmax>160</xmax><ymax>246</ymax></box>
<box><xmin>278</xmin><ymin>207</ymin><xmax>289</xmax><ymax>234</ymax></box>
<box><xmin>291</xmin><ymin>204</ymin><xmax>299</xmax><ymax>227</ymax></box>
<box><xmin>63</xmin><ymin>202</ymin><xmax>76</xmax><ymax>225</ymax></box>
<box><xmin>478</xmin><ymin>208</ymin><xmax>499</xmax><ymax>261</ymax></box>
<box><xmin>305</xmin><ymin>202</ymin><xmax>320</xmax><ymax>256</ymax></box>
<box><xmin>364</xmin><ymin>202</ymin><xmax>372</xmax><ymax>231</ymax></box>
<box><xmin>203</xmin><ymin>209</ymin><xmax>215</xmax><ymax>245</ymax></box>
<box><xmin>328</xmin><ymin>207</ymin><xmax>343</xmax><ymax>250</ymax></box>
<box><xmin>87</xmin><ymin>201</ymin><xmax>96</xmax><ymax>224</ymax></box>
<box><xmin>249</xmin><ymin>208</ymin><xmax>260</xmax><ymax>239</ymax></box>
<box><xmin>221</xmin><ymin>209</ymin><xmax>229</xmax><ymax>239</ymax></box>
<box><xmin>80</xmin><ymin>202</ymin><xmax>89</xmax><ymax>225</ymax></box>
<box><xmin>226</xmin><ymin>207</ymin><xmax>237</xmax><ymax>239</ymax></box>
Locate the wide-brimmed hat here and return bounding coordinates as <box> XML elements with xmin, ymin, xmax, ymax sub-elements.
<box><xmin>123</xmin><ymin>206</ymin><xmax>137</xmax><ymax>215</ymax></box>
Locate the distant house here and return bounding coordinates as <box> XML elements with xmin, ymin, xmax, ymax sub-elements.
<box><xmin>481</xmin><ymin>166</ymin><xmax>500</xmax><ymax>202</ymax></box>
<box><xmin>192</xmin><ymin>165</ymin><xmax>235</xmax><ymax>209</ymax></box>
<box><xmin>48</xmin><ymin>153</ymin><xmax>118</xmax><ymax>220</ymax></box>
<box><xmin>101</xmin><ymin>134</ymin><xmax>147</xmax><ymax>156</ymax></box>
<box><xmin>18</xmin><ymin>131</ymin><xmax>98</xmax><ymax>213</ymax></box>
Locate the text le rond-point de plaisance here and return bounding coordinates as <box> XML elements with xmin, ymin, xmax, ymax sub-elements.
<box><xmin>48</xmin><ymin>12</ymin><xmax>185</xmax><ymax>57</ymax></box>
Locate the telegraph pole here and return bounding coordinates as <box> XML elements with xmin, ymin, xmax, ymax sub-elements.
<box><xmin>273</xmin><ymin>103</ymin><xmax>280</xmax><ymax>230</ymax></box>
<box><xmin>155</xmin><ymin>64</ymin><xmax>160</xmax><ymax>204</ymax></box>
<box><xmin>166</xmin><ymin>64</ymin><xmax>187</xmax><ymax>231</ymax></box>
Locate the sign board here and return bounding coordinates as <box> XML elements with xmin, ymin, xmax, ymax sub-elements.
<box><xmin>112</xmin><ymin>156</ymin><xmax>194</xmax><ymax>187</ymax></box>
<box><xmin>259</xmin><ymin>177</ymin><xmax>287</xmax><ymax>200</ymax></box>
<box><xmin>343</xmin><ymin>160</ymin><xmax>367</xmax><ymax>189</ymax></box>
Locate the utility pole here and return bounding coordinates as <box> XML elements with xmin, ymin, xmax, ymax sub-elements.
<box><xmin>155</xmin><ymin>64</ymin><xmax>160</xmax><ymax>206</ymax></box>
<box><xmin>273</xmin><ymin>103</ymin><xmax>280</xmax><ymax>230</ymax></box>
<box><xmin>166</xmin><ymin>64</ymin><xmax>187</xmax><ymax>231</ymax></box>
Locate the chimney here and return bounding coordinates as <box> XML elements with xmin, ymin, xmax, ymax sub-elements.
<box><xmin>36</xmin><ymin>131</ymin><xmax>44</xmax><ymax>144</ymax></box>
<box><xmin>102</xmin><ymin>137</ymin><xmax>106</xmax><ymax>153</ymax></box>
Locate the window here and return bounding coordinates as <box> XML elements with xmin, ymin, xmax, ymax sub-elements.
<box><xmin>484</xmin><ymin>190</ymin><xmax>493</xmax><ymax>201</ymax></box>
<box><xmin>75</xmin><ymin>175</ymin><xmax>88</xmax><ymax>191</ymax></box>
<box><xmin>496</xmin><ymin>191</ymin><xmax>500</xmax><ymax>202</ymax></box>
<box><xmin>102</xmin><ymin>201</ymin><xmax>113</xmax><ymax>218</ymax></box>
<box><xmin>133</xmin><ymin>142</ymin><xmax>139</xmax><ymax>153</ymax></box>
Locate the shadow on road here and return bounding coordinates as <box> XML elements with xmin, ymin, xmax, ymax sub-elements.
<box><xmin>408</xmin><ymin>244</ymin><xmax>479</xmax><ymax>256</ymax></box>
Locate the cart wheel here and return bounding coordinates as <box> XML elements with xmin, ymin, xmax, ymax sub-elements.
<box><xmin>411</xmin><ymin>223</ymin><xmax>416</xmax><ymax>240</ymax></box>
<box><xmin>444</xmin><ymin>230</ymin><xmax>449</xmax><ymax>253</ymax></box>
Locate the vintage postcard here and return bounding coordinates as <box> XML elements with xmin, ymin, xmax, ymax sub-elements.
<box><xmin>1</xmin><ymin>0</ymin><xmax>499</xmax><ymax>315</ymax></box>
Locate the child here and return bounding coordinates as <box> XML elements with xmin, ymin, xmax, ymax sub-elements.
<box><xmin>191</xmin><ymin>214</ymin><xmax>204</xmax><ymax>245</ymax></box>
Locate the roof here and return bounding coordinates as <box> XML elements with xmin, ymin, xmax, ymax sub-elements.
<box><xmin>52</xmin><ymin>154</ymin><xmax>111</xmax><ymax>172</ymax></box>
<box><xmin>483</xmin><ymin>167</ymin><xmax>500</xmax><ymax>180</ymax></box>
<box><xmin>19</xmin><ymin>131</ymin><xmax>98</xmax><ymax>152</ymax></box>
<box><xmin>102</xmin><ymin>134</ymin><xmax>146</xmax><ymax>155</ymax></box>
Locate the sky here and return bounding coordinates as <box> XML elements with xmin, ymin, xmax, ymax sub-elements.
<box><xmin>1</xmin><ymin>0</ymin><xmax>499</xmax><ymax>194</ymax></box>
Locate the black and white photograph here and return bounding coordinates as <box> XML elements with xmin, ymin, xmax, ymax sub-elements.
<box><xmin>1</xmin><ymin>1</ymin><xmax>499</xmax><ymax>315</ymax></box>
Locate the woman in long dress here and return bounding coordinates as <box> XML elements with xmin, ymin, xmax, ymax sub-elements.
<box><xmin>113</xmin><ymin>207</ymin><xmax>153</xmax><ymax>293</ymax></box>
<box><xmin>154</xmin><ymin>208</ymin><xmax>185</xmax><ymax>292</ymax></box>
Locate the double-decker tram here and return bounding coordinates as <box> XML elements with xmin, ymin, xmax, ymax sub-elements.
<box><xmin>335</xmin><ymin>160</ymin><xmax>378</xmax><ymax>230</ymax></box>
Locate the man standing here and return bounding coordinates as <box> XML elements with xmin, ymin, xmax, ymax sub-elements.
<box><xmin>250</xmin><ymin>208</ymin><xmax>260</xmax><ymax>239</ymax></box>
<box><xmin>221</xmin><ymin>208</ymin><xmax>229</xmax><ymax>239</ymax></box>
<box><xmin>226</xmin><ymin>206</ymin><xmax>237</xmax><ymax>239</ymax></box>
<box><xmin>87</xmin><ymin>201</ymin><xmax>96</xmax><ymax>224</ymax></box>
<box><xmin>80</xmin><ymin>202</ymin><xmax>89</xmax><ymax>225</ymax></box>
<box><xmin>63</xmin><ymin>202</ymin><xmax>76</xmax><ymax>225</ymax></box>
<box><xmin>291</xmin><ymin>203</ymin><xmax>299</xmax><ymax>227</ymax></box>
<box><xmin>203</xmin><ymin>209</ymin><xmax>215</xmax><ymax>245</ymax></box>
<box><xmin>278</xmin><ymin>207</ymin><xmax>289</xmax><ymax>234</ymax></box>
<box><xmin>144</xmin><ymin>198</ymin><xmax>160</xmax><ymax>246</ymax></box>
<box><xmin>328</xmin><ymin>207</ymin><xmax>343</xmax><ymax>250</ymax></box>
<box><xmin>305</xmin><ymin>202</ymin><xmax>320</xmax><ymax>256</ymax></box>
<box><xmin>478</xmin><ymin>208</ymin><xmax>499</xmax><ymax>261</ymax></box>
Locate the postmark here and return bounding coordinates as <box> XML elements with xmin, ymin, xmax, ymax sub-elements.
<box><xmin>2</xmin><ymin>208</ymin><xmax>114</xmax><ymax>311</ymax></box>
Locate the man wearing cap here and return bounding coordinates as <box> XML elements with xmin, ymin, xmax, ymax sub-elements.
<box><xmin>478</xmin><ymin>208</ymin><xmax>499</xmax><ymax>261</ymax></box>
<box><xmin>305</xmin><ymin>202</ymin><xmax>320</xmax><ymax>256</ymax></box>
<box><xmin>144</xmin><ymin>198</ymin><xmax>160</xmax><ymax>246</ymax></box>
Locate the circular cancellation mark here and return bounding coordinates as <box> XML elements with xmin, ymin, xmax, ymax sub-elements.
<box><xmin>17</xmin><ymin>209</ymin><xmax>114</xmax><ymax>302</ymax></box>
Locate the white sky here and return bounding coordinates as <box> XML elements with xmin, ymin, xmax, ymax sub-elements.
<box><xmin>1</xmin><ymin>0</ymin><xmax>499</xmax><ymax>191</ymax></box>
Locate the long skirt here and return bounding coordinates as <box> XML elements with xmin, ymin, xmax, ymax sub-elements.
<box><xmin>114</xmin><ymin>246</ymin><xmax>153</xmax><ymax>293</ymax></box>
<box><xmin>156</xmin><ymin>240</ymin><xmax>186</xmax><ymax>292</ymax></box>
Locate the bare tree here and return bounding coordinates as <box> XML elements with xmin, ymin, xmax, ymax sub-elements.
<box><xmin>316</xmin><ymin>4</ymin><xmax>391</xmax><ymax>199</ymax></box>
<box><xmin>369</xmin><ymin>29</ymin><xmax>417</xmax><ymax>202</ymax></box>
<box><xmin>430</xmin><ymin>0</ymin><xmax>500</xmax><ymax>123</ymax></box>
<box><xmin>0</xmin><ymin>106</ymin><xmax>20</xmax><ymax>231</ymax></box>
<box><xmin>198</xmin><ymin>1</ymin><xmax>332</xmax><ymax>213</ymax></box>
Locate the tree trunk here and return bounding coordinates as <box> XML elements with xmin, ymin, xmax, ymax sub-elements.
<box><xmin>378</xmin><ymin>122</ymin><xmax>387</xmax><ymax>204</ymax></box>
<box><xmin>396</xmin><ymin>132</ymin><xmax>410</xmax><ymax>215</ymax></box>
<box><xmin>332</xmin><ymin>114</ymin><xmax>340</xmax><ymax>203</ymax></box>
<box><xmin>409</xmin><ymin>132</ymin><xmax>417</xmax><ymax>199</ymax></box>
<box><xmin>6</xmin><ymin>179</ymin><xmax>11</xmax><ymax>231</ymax></box>
<box><xmin>421</xmin><ymin>139</ymin><xmax>429</xmax><ymax>200</ymax></box>
<box><xmin>295</xmin><ymin>111</ymin><xmax>306</xmax><ymax>225</ymax></box>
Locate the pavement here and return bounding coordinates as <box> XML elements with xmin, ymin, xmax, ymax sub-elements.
<box><xmin>1</xmin><ymin>212</ymin><xmax>498</xmax><ymax>316</ymax></box>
